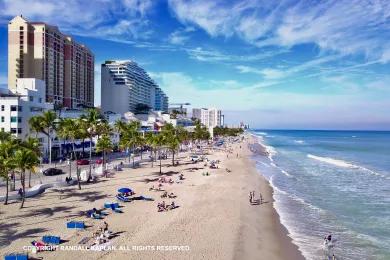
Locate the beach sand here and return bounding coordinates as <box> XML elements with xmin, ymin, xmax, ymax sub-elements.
<box><xmin>0</xmin><ymin>134</ymin><xmax>304</xmax><ymax>260</ymax></box>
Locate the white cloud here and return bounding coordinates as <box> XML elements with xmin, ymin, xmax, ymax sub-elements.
<box><xmin>151</xmin><ymin>71</ymin><xmax>390</xmax><ymax>129</ymax></box>
<box><xmin>168</xmin><ymin>0</ymin><xmax>390</xmax><ymax>62</ymax></box>
<box><xmin>0</xmin><ymin>0</ymin><xmax>155</xmax><ymax>41</ymax></box>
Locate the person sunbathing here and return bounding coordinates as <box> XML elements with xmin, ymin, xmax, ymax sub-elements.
<box><xmin>167</xmin><ymin>201</ymin><xmax>176</xmax><ymax>210</ymax></box>
<box><xmin>31</xmin><ymin>240</ymin><xmax>54</xmax><ymax>252</ymax></box>
<box><xmin>149</xmin><ymin>185</ymin><xmax>155</xmax><ymax>191</ymax></box>
<box><xmin>168</xmin><ymin>179</ymin><xmax>174</xmax><ymax>184</ymax></box>
<box><xmin>161</xmin><ymin>192</ymin><xmax>168</xmax><ymax>198</ymax></box>
<box><xmin>168</xmin><ymin>193</ymin><xmax>176</xmax><ymax>198</ymax></box>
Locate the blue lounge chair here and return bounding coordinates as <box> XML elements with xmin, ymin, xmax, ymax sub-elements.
<box><xmin>67</xmin><ymin>221</ymin><xmax>85</xmax><ymax>229</ymax></box>
<box><xmin>4</xmin><ymin>254</ymin><xmax>28</xmax><ymax>260</ymax></box>
<box><xmin>42</xmin><ymin>235</ymin><xmax>61</xmax><ymax>245</ymax></box>
<box><xmin>111</xmin><ymin>204</ymin><xmax>123</xmax><ymax>213</ymax></box>
<box><xmin>116</xmin><ymin>194</ymin><xmax>131</xmax><ymax>202</ymax></box>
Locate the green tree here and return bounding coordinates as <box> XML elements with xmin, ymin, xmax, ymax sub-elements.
<box><xmin>96</xmin><ymin>134</ymin><xmax>113</xmax><ymax>177</ymax></box>
<box><xmin>154</xmin><ymin>133</ymin><xmax>166</xmax><ymax>174</ymax></box>
<box><xmin>117</xmin><ymin>121</ymin><xmax>141</xmax><ymax>167</ymax></box>
<box><xmin>29</xmin><ymin>110</ymin><xmax>57</xmax><ymax>164</ymax></box>
<box><xmin>22</xmin><ymin>137</ymin><xmax>41</xmax><ymax>188</ymax></box>
<box><xmin>0</xmin><ymin>138</ymin><xmax>17</xmax><ymax>205</ymax></box>
<box><xmin>162</xmin><ymin>124</ymin><xmax>180</xmax><ymax>166</ymax></box>
<box><xmin>14</xmin><ymin>148</ymin><xmax>39</xmax><ymax>208</ymax></box>
<box><xmin>81</xmin><ymin>108</ymin><xmax>104</xmax><ymax>180</ymax></box>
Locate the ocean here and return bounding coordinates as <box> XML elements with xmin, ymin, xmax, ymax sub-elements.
<box><xmin>250</xmin><ymin>130</ymin><xmax>390</xmax><ymax>260</ymax></box>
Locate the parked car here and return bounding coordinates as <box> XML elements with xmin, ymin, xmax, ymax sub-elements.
<box><xmin>95</xmin><ymin>159</ymin><xmax>103</xmax><ymax>164</ymax></box>
<box><xmin>77</xmin><ymin>159</ymin><xmax>90</xmax><ymax>165</ymax></box>
<box><xmin>43</xmin><ymin>168</ymin><xmax>64</xmax><ymax>176</ymax></box>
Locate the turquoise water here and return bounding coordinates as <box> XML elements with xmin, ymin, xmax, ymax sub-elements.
<box><xmin>251</xmin><ymin>130</ymin><xmax>390</xmax><ymax>260</ymax></box>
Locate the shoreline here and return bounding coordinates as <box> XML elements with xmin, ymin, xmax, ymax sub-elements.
<box><xmin>0</xmin><ymin>135</ymin><xmax>304</xmax><ymax>260</ymax></box>
<box><xmin>233</xmin><ymin>134</ymin><xmax>304</xmax><ymax>260</ymax></box>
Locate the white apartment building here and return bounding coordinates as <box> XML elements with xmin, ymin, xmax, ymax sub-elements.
<box><xmin>0</xmin><ymin>78</ymin><xmax>53</xmax><ymax>138</ymax></box>
<box><xmin>101</xmin><ymin>60</ymin><xmax>169</xmax><ymax>115</ymax></box>
<box><xmin>192</xmin><ymin>107</ymin><xmax>223</xmax><ymax>129</ymax></box>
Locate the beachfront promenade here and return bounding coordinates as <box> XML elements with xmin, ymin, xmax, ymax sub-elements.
<box><xmin>0</xmin><ymin>135</ymin><xmax>304</xmax><ymax>260</ymax></box>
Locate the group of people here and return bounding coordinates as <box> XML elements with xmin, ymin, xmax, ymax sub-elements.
<box><xmin>157</xmin><ymin>201</ymin><xmax>177</xmax><ymax>212</ymax></box>
<box><xmin>65</xmin><ymin>176</ymin><xmax>73</xmax><ymax>184</ymax></box>
<box><xmin>93</xmin><ymin>221</ymin><xmax>112</xmax><ymax>245</ymax></box>
<box><xmin>161</xmin><ymin>191</ymin><xmax>176</xmax><ymax>199</ymax></box>
<box><xmin>249</xmin><ymin>191</ymin><xmax>263</xmax><ymax>205</ymax></box>
<box><xmin>158</xmin><ymin>176</ymin><xmax>174</xmax><ymax>184</ymax></box>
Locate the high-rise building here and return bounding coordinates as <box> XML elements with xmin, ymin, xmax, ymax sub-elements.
<box><xmin>101</xmin><ymin>60</ymin><xmax>169</xmax><ymax>114</ymax></box>
<box><xmin>192</xmin><ymin>107</ymin><xmax>223</xmax><ymax>129</ymax></box>
<box><xmin>8</xmin><ymin>15</ymin><xmax>94</xmax><ymax>109</ymax></box>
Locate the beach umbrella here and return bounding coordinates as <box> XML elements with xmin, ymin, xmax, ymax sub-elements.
<box><xmin>118</xmin><ymin>187</ymin><xmax>132</xmax><ymax>193</ymax></box>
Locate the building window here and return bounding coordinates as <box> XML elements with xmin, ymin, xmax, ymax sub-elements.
<box><xmin>10</xmin><ymin>117</ymin><xmax>17</xmax><ymax>123</ymax></box>
<box><xmin>1</xmin><ymin>105</ymin><xmax>4</xmax><ymax>111</ymax></box>
<box><xmin>18</xmin><ymin>106</ymin><xmax>22</xmax><ymax>112</ymax></box>
<box><xmin>29</xmin><ymin>96</ymin><xmax>34</xmax><ymax>102</ymax></box>
<box><xmin>11</xmin><ymin>128</ymin><xmax>17</xmax><ymax>134</ymax></box>
<box><xmin>18</xmin><ymin>128</ymin><xmax>22</xmax><ymax>134</ymax></box>
<box><xmin>39</xmin><ymin>98</ymin><xmax>42</xmax><ymax>103</ymax></box>
<box><xmin>1</xmin><ymin>116</ymin><xmax>4</xmax><ymax>122</ymax></box>
<box><xmin>10</xmin><ymin>105</ymin><xmax>17</xmax><ymax>111</ymax></box>
<box><xmin>1</xmin><ymin>128</ymin><xmax>4</xmax><ymax>132</ymax></box>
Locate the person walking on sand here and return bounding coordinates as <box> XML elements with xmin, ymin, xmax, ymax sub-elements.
<box><xmin>249</xmin><ymin>192</ymin><xmax>253</xmax><ymax>203</ymax></box>
<box><xmin>260</xmin><ymin>193</ymin><xmax>263</xmax><ymax>204</ymax></box>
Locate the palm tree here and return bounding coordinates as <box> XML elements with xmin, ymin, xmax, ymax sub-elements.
<box><xmin>96</xmin><ymin>134</ymin><xmax>113</xmax><ymax>177</ymax></box>
<box><xmin>57</xmin><ymin>118</ymin><xmax>76</xmax><ymax>178</ymax></box>
<box><xmin>117</xmin><ymin>121</ymin><xmax>141</xmax><ymax>167</ymax></box>
<box><xmin>154</xmin><ymin>133</ymin><xmax>166</xmax><ymax>174</ymax></box>
<box><xmin>162</xmin><ymin>124</ymin><xmax>180</xmax><ymax>166</ymax></box>
<box><xmin>22</xmin><ymin>137</ymin><xmax>41</xmax><ymax>188</ymax></box>
<box><xmin>145</xmin><ymin>132</ymin><xmax>155</xmax><ymax>167</ymax></box>
<box><xmin>81</xmin><ymin>108</ymin><xmax>104</xmax><ymax>180</ymax></box>
<box><xmin>72</xmin><ymin>119</ymin><xmax>85</xmax><ymax>190</ymax></box>
<box><xmin>29</xmin><ymin>111</ymin><xmax>57</xmax><ymax>164</ymax></box>
<box><xmin>0</xmin><ymin>138</ymin><xmax>17</xmax><ymax>205</ymax></box>
<box><xmin>14</xmin><ymin>148</ymin><xmax>39</xmax><ymax>208</ymax></box>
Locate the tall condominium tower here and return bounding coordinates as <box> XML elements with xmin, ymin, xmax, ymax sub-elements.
<box><xmin>101</xmin><ymin>60</ymin><xmax>169</xmax><ymax>115</ymax></box>
<box><xmin>8</xmin><ymin>16</ymin><xmax>94</xmax><ymax>108</ymax></box>
<box><xmin>192</xmin><ymin>107</ymin><xmax>223</xmax><ymax>129</ymax></box>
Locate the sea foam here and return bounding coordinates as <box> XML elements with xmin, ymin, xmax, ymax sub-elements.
<box><xmin>307</xmin><ymin>154</ymin><xmax>388</xmax><ymax>179</ymax></box>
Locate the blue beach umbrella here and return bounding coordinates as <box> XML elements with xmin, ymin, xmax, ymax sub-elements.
<box><xmin>118</xmin><ymin>188</ymin><xmax>132</xmax><ymax>193</ymax></box>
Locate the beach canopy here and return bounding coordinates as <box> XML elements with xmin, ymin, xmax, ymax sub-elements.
<box><xmin>118</xmin><ymin>188</ymin><xmax>132</xmax><ymax>193</ymax></box>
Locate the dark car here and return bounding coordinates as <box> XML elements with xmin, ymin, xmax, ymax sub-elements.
<box><xmin>43</xmin><ymin>168</ymin><xmax>64</xmax><ymax>176</ymax></box>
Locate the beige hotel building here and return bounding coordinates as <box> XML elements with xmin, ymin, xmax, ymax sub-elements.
<box><xmin>8</xmin><ymin>16</ymin><xmax>94</xmax><ymax>108</ymax></box>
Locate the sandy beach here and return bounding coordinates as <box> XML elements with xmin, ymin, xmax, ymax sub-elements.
<box><xmin>0</xmin><ymin>134</ymin><xmax>304</xmax><ymax>260</ymax></box>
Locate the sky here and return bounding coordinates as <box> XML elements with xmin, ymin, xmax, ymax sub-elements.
<box><xmin>0</xmin><ymin>0</ymin><xmax>389</xmax><ymax>130</ymax></box>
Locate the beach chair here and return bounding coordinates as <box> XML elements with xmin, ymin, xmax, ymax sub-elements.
<box><xmin>67</xmin><ymin>221</ymin><xmax>85</xmax><ymax>229</ymax></box>
<box><xmin>116</xmin><ymin>194</ymin><xmax>131</xmax><ymax>202</ymax></box>
<box><xmin>110</xmin><ymin>204</ymin><xmax>123</xmax><ymax>213</ymax></box>
<box><xmin>4</xmin><ymin>254</ymin><xmax>28</xmax><ymax>260</ymax></box>
<box><xmin>42</xmin><ymin>235</ymin><xmax>61</xmax><ymax>245</ymax></box>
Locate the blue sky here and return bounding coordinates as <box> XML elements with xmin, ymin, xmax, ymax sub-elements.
<box><xmin>0</xmin><ymin>0</ymin><xmax>389</xmax><ymax>130</ymax></box>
